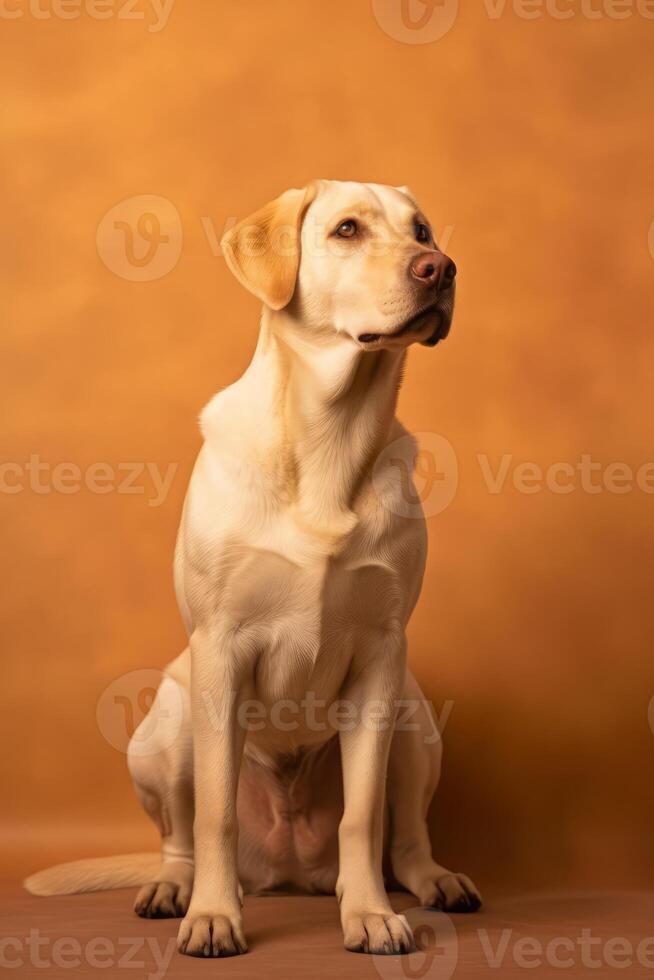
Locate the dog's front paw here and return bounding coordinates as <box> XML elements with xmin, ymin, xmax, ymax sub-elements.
<box><xmin>343</xmin><ymin>911</ymin><xmax>416</xmax><ymax>955</ymax></box>
<box><xmin>177</xmin><ymin>910</ymin><xmax>247</xmax><ymax>957</ymax></box>
<box><xmin>422</xmin><ymin>872</ymin><xmax>482</xmax><ymax>913</ymax></box>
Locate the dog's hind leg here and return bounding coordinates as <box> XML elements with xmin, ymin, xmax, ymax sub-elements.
<box><xmin>387</xmin><ymin>670</ymin><xmax>482</xmax><ymax>912</ymax></box>
<box><xmin>127</xmin><ymin>671</ymin><xmax>195</xmax><ymax>919</ymax></box>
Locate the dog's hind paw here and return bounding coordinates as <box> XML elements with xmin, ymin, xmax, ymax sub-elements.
<box><xmin>422</xmin><ymin>872</ymin><xmax>482</xmax><ymax>913</ymax></box>
<box><xmin>134</xmin><ymin>880</ymin><xmax>191</xmax><ymax>919</ymax></box>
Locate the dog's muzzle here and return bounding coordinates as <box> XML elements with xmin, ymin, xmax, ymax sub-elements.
<box><xmin>358</xmin><ymin>250</ymin><xmax>456</xmax><ymax>348</ymax></box>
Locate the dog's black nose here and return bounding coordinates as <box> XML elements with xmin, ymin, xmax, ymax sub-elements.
<box><xmin>410</xmin><ymin>251</ymin><xmax>457</xmax><ymax>291</ymax></box>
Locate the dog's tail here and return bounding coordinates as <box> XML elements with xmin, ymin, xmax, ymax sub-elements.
<box><xmin>23</xmin><ymin>853</ymin><xmax>159</xmax><ymax>897</ymax></box>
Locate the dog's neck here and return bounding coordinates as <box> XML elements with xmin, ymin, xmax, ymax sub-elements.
<box><xmin>251</xmin><ymin>307</ymin><xmax>406</xmax><ymax>543</ymax></box>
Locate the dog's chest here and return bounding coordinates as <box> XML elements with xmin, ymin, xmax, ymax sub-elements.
<box><xmin>181</xmin><ymin>449</ymin><xmax>423</xmax><ymax>744</ymax></box>
<box><xmin>222</xmin><ymin>536</ymin><xmax>405</xmax><ymax>715</ymax></box>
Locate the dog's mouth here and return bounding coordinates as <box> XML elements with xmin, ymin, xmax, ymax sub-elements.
<box><xmin>358</xmin><ymin>303</ymin><xmax>449</xmax><ymax>349</ymax></box>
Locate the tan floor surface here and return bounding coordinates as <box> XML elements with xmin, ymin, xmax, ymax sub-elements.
<box><xmin>2</xmin><ymin>886</ymin><xmax>653</xmax><ymax>978</ymax></box>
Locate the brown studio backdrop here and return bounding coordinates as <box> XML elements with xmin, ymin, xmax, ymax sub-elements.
<box><xmin>1</xmin><ymin>0</ymin><xmax>653</xmax><ymax>891</ymax></box>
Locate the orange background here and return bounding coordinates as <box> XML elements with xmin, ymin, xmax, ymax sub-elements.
<box><xmin>2</xmin><ymin>0</ymin><xmax>653</xmax><ymax>893</ymax></box>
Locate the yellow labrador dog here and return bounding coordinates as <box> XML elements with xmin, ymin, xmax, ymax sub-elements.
<box><xmin>26</xmin><ymin>180</ymin><xmax>481</xmax><ymax>956</ymax></box>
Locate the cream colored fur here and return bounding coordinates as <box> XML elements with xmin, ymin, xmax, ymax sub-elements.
<box><xmin>25</xmin><ymin>854</ymin><xmax>159</xmax><ymax>896</ymax></box>
<box><xmin>25</xmin><ymin>181</ymin><xmax>480</xmax><ymax>957</ymax></box>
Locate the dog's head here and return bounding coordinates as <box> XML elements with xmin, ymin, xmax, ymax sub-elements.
<box><xmin>221</xmin><ymin>180</ymin><xmax>456</xmax><ymax>351</ymax></box>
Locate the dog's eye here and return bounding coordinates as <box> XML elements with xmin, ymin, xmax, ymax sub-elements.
<box><xmin>415</xmin><ymin>222</ymin><xmax>431</xmax><ymax>244</ymax></box>
<box><xmin>334</xmin><ymin>220</ymin><xmax>358</xmax><ymax>239</ymax></box>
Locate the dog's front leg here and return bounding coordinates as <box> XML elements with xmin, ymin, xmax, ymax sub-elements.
<box><xmin>337</xmin><ymin>633</ymin><xmax>415</xmax><ymax>955</ymax></box>
<box><xmin>177</xmin><ymin>627</ymin><xmax>248</xmax><ymax>958</ymax></box>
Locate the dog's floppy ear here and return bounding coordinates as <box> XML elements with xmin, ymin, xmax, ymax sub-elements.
<box><xmin>221</xmin><ymin>184</ymin><xmax>318</xmax><ymax>310</ymax></box>
<box><xmin>395</xmin><ymin>185</ymin><xmax>416</xmax><ymax>203</ymax></box>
